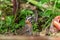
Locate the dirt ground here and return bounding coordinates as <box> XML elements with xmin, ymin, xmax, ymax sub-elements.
<box><xmin>0</xmin><ymin>35</ymin><xmax>60</xmax><ymax>40</ymax></box>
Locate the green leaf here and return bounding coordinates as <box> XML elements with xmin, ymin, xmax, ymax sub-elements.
<box><xmin>15</xmin><ymin>24</ymin><xmax>20</xmax><ymax>28</ymax></box>
<box><xmin>21</xmin><ymin>9</ymin><xmax>33</xmax><ymax>15</ymax></box>
<box><xmin>33</xmin><ymin>23</ymin><xmax>38</xmax><ymax>30</ymax></box>
<box><xmin>40</xmin><ymin>0</ymin><xmax>49</xmax><ymax>3</ymax></box>
<box><xmin>5</xmin><ymin>16</ymin><xmax>14</xmax><ymax>26</ymax></box>
<box><xmin>56</xmin><ymin>3</ymin><xmax>60</xmax><ymax>8</ymax></box>
<box><xmin>19</xmin><ymin>20</ymin><xmax>25</xmax><ymax>26</ymax></box>
<box><xmin>0</xmin><ymin>10</ymin><xmax>2</xmax><ymax>15</ymax></box>
<box><xmin>42</xmin><ymin>10</ymin><xmax>52</xmax><ymax>17</ymax></box>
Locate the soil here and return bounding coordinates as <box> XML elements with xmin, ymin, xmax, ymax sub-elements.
<box><xmin>0</xmin><ymin>35</ymin><xmax>60</xmax><ymax>40</ymax></box>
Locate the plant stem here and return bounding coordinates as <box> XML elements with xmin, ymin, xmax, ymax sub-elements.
<box><xmin>53</xmin><ymin>0</ymin><xmax>57</xmax><ymax>13</ymax></box>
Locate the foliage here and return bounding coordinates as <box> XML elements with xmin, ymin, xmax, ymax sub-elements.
<box><xmin>0</xmin><ymin>0</ymin><xmax>60</xmax><ymax>35</ymax></box>
<box><xmin>27</xmin><ymin>0</ymin><xmax>60</xmax><ymax>30</ymax></box>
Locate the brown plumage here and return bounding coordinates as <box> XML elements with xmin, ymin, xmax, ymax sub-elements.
<box><xmin>21</xmin><ymin>16</ymin><xmax>33</xmax><ymax>36</ymax></box>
